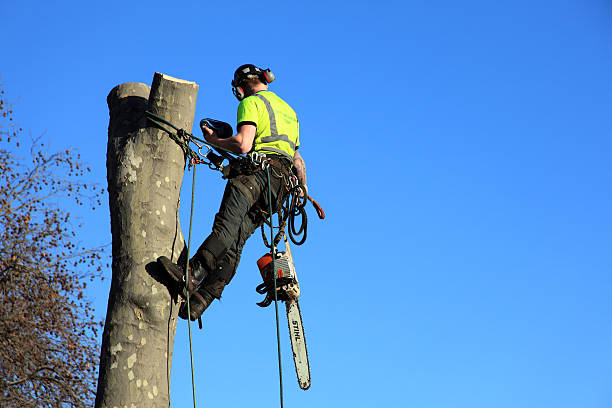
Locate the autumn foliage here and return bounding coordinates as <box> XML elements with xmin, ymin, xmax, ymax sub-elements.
<box><xmin>0</xmin><ymin>87</ymin><xmax>106</xmax><ymax>407</ymax></box>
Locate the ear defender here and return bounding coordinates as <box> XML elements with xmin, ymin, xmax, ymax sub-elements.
<box><xmin>232</xmin><ymin>85</ymin><xmax>245</xmax><ymax>101</ymax></box>
<box><xmin>263</xmin><ymin>68</ymin><xmax>275</xmax><ymax>84</ymax></box>
<box><xmin>232</xmin><ymin>65</ymin><xmax>274</xmax><ymax>100</ymax></box>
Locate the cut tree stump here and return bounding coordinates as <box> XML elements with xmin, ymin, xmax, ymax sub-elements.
<box><xmin>96</xmin><ymin>73</ymin><xmax>198</xmax><ymax>408</ymax></box>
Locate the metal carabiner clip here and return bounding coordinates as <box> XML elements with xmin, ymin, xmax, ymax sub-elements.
<box><xmin>190</xmin><ymin>138</ymin><xmax>212</xmax><ymax>160</ymax></box>
<box><xmin>249</xmin><ymin>151</ymin><xmax>262</xmax><ymax>166</ymax></box>
<box><xmin>198</xmin><ymin>145</ymin><xmax>213</xmax><ymax>160</ymax></box>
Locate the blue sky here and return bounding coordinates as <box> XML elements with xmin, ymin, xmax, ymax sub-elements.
<box><xmin>3</xmin><ymin>0</ymin><xmax>612</xmax><ymax>407</ymax></box>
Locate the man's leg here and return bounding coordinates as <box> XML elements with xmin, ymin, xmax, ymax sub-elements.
<box><xmin>159</xmin><ymin>166</ymin><xmax>287</xmax><ymax>320</ymax></box>
<box><xmin>188</xmin><ymin>168</ymin><xmax>286</xmax><ymax>312</ymax></box>
<box><xmin>179</xmin><ymin>210</ymin><xmax>263</xmax><ymax>320</ymax></box>
<box><xmin>194</xmin><ymin>173</ymin><xmax>264</xmax><ymax>272</ymax></box>
<box><xmin>157</xmin><ymin>173</ymin><xmax>262</xmax><ymax>307</ymax></box>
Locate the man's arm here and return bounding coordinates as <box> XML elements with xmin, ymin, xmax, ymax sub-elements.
<box><xmin>201</xmin><ymin>123</ymin><xmax>256</xmax><ymax>155</ymax></box>
<box><xmin>293</xmin><ymin>150</ymin><xmax>308</xmax><ymax>194</ymax></box>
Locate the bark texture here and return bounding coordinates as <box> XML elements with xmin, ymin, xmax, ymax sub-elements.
<box><xmin>96</xmin><ymin>73</ymin><xmax>199</xmax><ymax>408</ymax></box>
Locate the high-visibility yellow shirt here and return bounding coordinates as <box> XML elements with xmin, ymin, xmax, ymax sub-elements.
<box><xmin>237</xmin><ymin>90</ymin><xmax>299</xmax><ymax>160</ymax></box>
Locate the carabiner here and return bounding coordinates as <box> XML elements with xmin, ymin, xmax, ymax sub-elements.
<box><xmin>198</xmin><ymin>145</ymin><xmax>213</xmax><ymax>159</ymax></box>
<box><xmin>190</xmin><ymin>137</ymin><xmax>212</xmax><ymax>160</ymax></box>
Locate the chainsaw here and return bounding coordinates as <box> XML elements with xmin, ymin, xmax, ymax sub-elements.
<box><xmin>255</xmin><ymin>241</ymin><xmax>311</xmax><ymax>390</ymax></box>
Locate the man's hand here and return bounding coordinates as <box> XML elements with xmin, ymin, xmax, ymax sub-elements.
<box><xmin>200</xmin><ymin>122</ymin><xmax>256</xmax><ymax>155</ymax></box>
<box><xmin>200</xmin><ymin>123</ymin><xmax>216</xmax><ymax>143</ymax></box>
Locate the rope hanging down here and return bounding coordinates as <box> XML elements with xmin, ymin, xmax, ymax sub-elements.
<box><xmin>184</xmin><ymin>165</ymin><xmax>199</xmax><ymax>408</ymax></box>
<box><xmin>264</xmin><ymin>164</ymin><xmax>285</xmax><ymax>408</ymax></box>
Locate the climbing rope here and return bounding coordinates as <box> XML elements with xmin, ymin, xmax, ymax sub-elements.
<box><xmin>261</xmin><ymin>182</ymin><xmax>326</xmax><ymax>249</ymax></box>
<box><xmin>184</xmin><ymin>165</ymin><xmax>199</xmax><ymax>408</ymax></box>
<box><xmin>265</xmin><ymin>165</ymin><xmax>285</xmax><ymax>408</ymax></box>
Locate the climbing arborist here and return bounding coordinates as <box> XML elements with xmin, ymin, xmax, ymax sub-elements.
<box><xmin>158</xmin><ymin>64</ymin><xmax>307</xmax><ymax>321</ymax></box>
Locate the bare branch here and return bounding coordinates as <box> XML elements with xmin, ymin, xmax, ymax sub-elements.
<box><xmin>0</xmin><ymin>82</ymin><xmax>105</xmax><ymax>408</ymax></box>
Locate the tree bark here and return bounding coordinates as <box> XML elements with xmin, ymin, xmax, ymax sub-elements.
<box><xmin>96</xmin><ymin>73</ymin><xmax>199</xmax><ymax>408</ymax></box>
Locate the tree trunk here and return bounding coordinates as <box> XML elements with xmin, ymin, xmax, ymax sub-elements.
<box><xmin>96</xmin><ymin>73</ymin><xmax>198</xmax><ymax>408</ymax></box>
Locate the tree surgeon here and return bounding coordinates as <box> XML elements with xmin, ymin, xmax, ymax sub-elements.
<box><xmin>158</xmin><ymin>64</ymin><xmax>307</xmax><ymax>320</ymax></box>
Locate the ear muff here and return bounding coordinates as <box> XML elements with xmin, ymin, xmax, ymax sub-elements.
<box><xmin>232</xmin><ymin>85</ymin><xmax>245</xmax><ymax>101</ymax></box>
<box><xmin>262</xmin><ymin>68</ymin><xmax>275</xmax><ymax>84</ymax></box>
<box><xmin>231</xmin><ymin>65</ymin><xmax>274</xmax><ymax>99</ymax></box>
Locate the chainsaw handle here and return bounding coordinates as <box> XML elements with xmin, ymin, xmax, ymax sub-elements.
<box><xmin>256</xmin><ymin>282</ymin><xmax>270</xmax><ymax>295</ymax></box>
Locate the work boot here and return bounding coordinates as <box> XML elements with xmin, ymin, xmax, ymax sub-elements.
<box><xmin>179</xmin><ymin>287</ymin><xmax>215</xmax><ymax>321</ymax></box>
<box><xmin>157</xmin><ymin>256</ymin><xmax>208</xmax><ymax>297</ymax></box>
